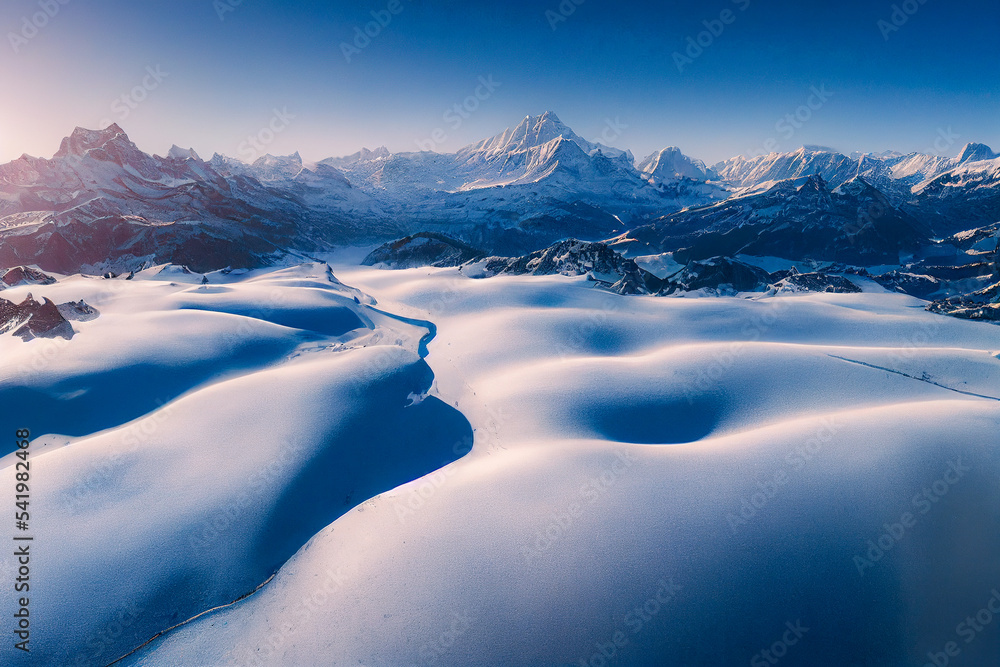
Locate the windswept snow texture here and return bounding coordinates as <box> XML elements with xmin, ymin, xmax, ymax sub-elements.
<box><xmin>33</xmin><ymin>266</ymin><xmax>990</xmax><ymax>667</ymax></box>
<box><xmin>0</xmin><ymin>263</ymin><xmax>472</xmax><ymax>667</ymax></box>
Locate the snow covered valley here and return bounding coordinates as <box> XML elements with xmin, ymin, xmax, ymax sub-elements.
<box><xmin>2</xmin><ymin>262</ymin><xmax>1000</xmax><ymax>666</ymax></box>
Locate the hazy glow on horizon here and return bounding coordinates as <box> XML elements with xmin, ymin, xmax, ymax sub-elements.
<box><xmin>0</xmin><ymin>0</ymin><xmax>997</xmax><ymax>165</ymax></box>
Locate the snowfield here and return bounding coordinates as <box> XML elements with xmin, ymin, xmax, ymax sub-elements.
<box><xmin>2</xmin><ymin>263</ymin><xmax>1000</xmax><ymax>666</ymax></box>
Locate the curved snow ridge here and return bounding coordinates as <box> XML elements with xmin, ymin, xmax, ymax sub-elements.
<box><xmin>364</xmin><ymin>303</ymin><xmax>438</xmax><ymax>358</ymax></box>
<box><xmin>0</xmin><ymin>264</ymin><xmax>473</xmax><ymax>667</ymax></box>
<box><xmin>0</xmin><ymin>264</ymin><xmax>397</xmax><ymax>451</ymax></box>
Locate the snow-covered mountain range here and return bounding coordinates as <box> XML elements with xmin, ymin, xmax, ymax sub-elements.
<box><xmin>0</xmin><ymin>124</ymin><xmax>398</xmax><ymax>273</ymax></box>
<box><xmin>714</xmin><ymin>142</ymin><xmax>998</xmax><ymax>192</ymax></box>
<box><xmin>0</xmin><ymin>113</ymin><xmax>997</xmax><ymax>274</ymax></box>
<box><xmin>619</xmin><ymin>173</ymin><xmax>934</xmax><ymax>266</ymax></box>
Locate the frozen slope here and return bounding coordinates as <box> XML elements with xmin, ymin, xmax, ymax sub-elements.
<box><xmin>0</xmin><ymin>264</ymin><xmax>472</xmax><ymax>666</ymax></box>
<box><xmin>112</xmin><ymin>268</ymin><xmax>1000</xmax><ymax>667</ymax></box>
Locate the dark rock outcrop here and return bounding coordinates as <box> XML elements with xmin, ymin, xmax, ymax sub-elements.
<box><xmin>872</xmin><ymin>271</ymin><xmax>944</xmax><ymax>300</ymax></box>
<box><xmin>766</xmin><ymin>268</ymin><xmax>862</xmax><ymax>294</ymax></box>
<box><xmin>465</xmin><ymin>241</ymin><xmax>880</xmax><ymax>299</ymax></box>
<box><xmin>624</xmin><ymin>174</ymin><xmax>933</xmax><ymax>266</ymax></box>
<box><xmin>0</xmin><ymin>294</ymin><xmax>76</xmax><ymax>341</ymax></box>
<box><xmin>363</xmin><ymin>233</ymin><xmax>483</xmax><ymax>269</ymax></box>
<box><xmin>1</xmin><ymin>266</ymin><xmax>56</xmax><ymax>289</ymax></box>
<box><xmin>927</xmin><ymin>300</ymin><xmax>1000</xmax><ymax>323</ymax></box>
<box><xmin>466</xmin><ymin>239</ymin><xmax>665</xmax><ymax>295</ymax></box>
<box><xmin>660</xmin><ymin>257</ymin><xmax>772</xmax><ymax>295</ymax></box>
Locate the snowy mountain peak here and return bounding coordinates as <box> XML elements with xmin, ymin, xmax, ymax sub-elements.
<box><xmin>355</xmin><ymin>146</ymin><xmax>390</xmax><ymax>161</ymax></box>
<box><xmin>249</xmin><ymin>152</ymin><xmax>305</xmax><ymax>182</ymax></box>
<box><xmin>800</xmin><ymin>145</ymin><xmax>840</xmax><ymax>154</ymax></box>
<box><xmin>850</xmin><ymin>149</ymin><xmax>904</xmax><ymax>160</ymax></box>
<box><xmin>254</xmin><ymin>152</ymin><xmax>301</xmax><ymax>168</ymax></box>
<box><xmin>55</xmin><ymin>123</ymin><xmax>132</xmax><ymax>158</ymax></box>
<box><xmin>519</xmin><ymin>111</ymin><xmax>567</xmax><ymax>135</ymax></box>
<box><xmin>957</xmin><ymin>142</ymin><xmax>997</xmax><ymax>164</ymax></box>
<box><xmin>253</xmin><ymin>151</ymin><xmax>302</xmax><ymax>164</ymax></box>
<box><xmin>322</xmin><ymin>146</ymin><xmax>391</xmax><ymax>169</ymax></box>
<box><xmin>468</xmin><ymin>111</ymin><xmax>584</xmax><ymax>158</ymax></box>
<box><xmin>852</xmin><ymin>154</ymin><xmax>894</xmax><ymax>190</ymax></box>
<box><xmin>714</xmin><ymin>147</ymin><xmax>858</xmax><ymax>190</ymax></box>
<box><xmin>458</xmin><ymin>111</ymin><xmax>632</xmax><ymax>167</ymax></box>
<box><xmin>836</xmin><ymin>173</ymin><xmax>892</xmax><ymax>203</ymax></box>
<box><xmin>637</xmin><ymin>147</ymin><xmax>713</xmax><ymax>183</ymax></box>
<box><xmin>166</xmin><ymin>145</ymin><xmax>201</xmax><ymax>161</ymax></box>
<box><xmin>798</xmin><ymin>173</ymin><xmax>829</xmax><ymax>193</ymax></box>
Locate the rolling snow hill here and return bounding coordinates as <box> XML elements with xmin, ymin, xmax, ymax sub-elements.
<box><xmin>3</xmin><ymin>262</ymin><xmax>988</xmax><ymax>666</ymax></box>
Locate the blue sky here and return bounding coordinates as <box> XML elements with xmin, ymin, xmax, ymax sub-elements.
<box><xmin>0</xmin><ymin>0</ymin><xmax>997</xmax><ymax>164</ymax></box>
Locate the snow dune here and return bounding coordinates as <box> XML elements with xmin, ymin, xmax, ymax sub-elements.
<box><xmin>2</xmin><ymin>265</ymin><xmax>999</xmax><ymax>666</ymax></box>
<box><xmin>0</xmin><ymin>264</ymin><xmax>472</xmax><ymax>666</ymax></box>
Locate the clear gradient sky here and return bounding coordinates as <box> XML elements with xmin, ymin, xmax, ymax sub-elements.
<box><xmin>0</xmin><ymin>0</ymin><xmax>997</xmax><ymax>165</ymax></box>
